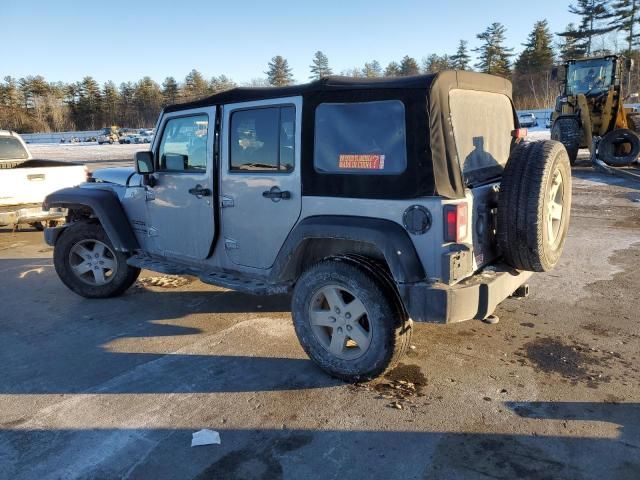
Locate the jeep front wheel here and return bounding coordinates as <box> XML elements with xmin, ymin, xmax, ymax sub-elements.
<box><xmin>53</xmin><ymin>222</ymin><xmax>140</xmax><ymax>298</ymax></box>
<box><xmin>292</xmin><ymin>259</ymin><xmax>411</xmax><ymax>382</ymax></box>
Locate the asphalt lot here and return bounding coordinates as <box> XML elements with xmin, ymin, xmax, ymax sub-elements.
<box><xmin>0</xmin><ymin>144</ymin><xmax>639</xmax><ymax>479</ymax></box>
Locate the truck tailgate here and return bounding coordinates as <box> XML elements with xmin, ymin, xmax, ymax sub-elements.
<box><xmin>0</xmin><ymin>161</ymin><xmax>86</xmax><ymax>207</ymax></box>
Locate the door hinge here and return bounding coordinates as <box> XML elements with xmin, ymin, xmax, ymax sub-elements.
<box><xmin>221</xmin><ymin>195</ymin><xmax>234</xmax><ymax>208</ymax></box>
<box><xmin>224</xmin><ymin>238</ymin><xmax>239</xmax><ymax>250</ymax></box>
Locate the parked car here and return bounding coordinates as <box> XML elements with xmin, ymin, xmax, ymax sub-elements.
<box><xmin>43</xmin><ymin>72</ymin><xmax>572</xmax><ymax>381</ymax></box>
<box><xmin>121</xmin><ymin>133</ymin><xmax>141</xmax><ymax>144</ymax></box>
<box><xmin>518</xmin><ymin>112</ymin><xmax>538</xmax><ymax>128</ymax></box>
<box><xmin>97</xmin><ymin>127</ymin><xmax>119</xmax><ymax>145</ymax></box>
<box><xmin>0</xmin><ymin>131</ymin><xmax>86</xmax><ymax>229</ymax></box>
<box><xmin>139</xmin><ymin>130</ymin><xmax>154</xmax><ymax>143</ymax></box>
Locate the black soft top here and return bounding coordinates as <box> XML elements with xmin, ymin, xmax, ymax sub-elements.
<box><xmin>164</xmin><ymin>71</ymin><xmax>514</xmax><ymax>199</ymax></box>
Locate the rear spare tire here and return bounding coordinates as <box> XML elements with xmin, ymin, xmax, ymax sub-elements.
<box><xmin>551</xmin><ymin>116</ymin><xmax>581</xmax><ymax>166</ymax></box>
<box><xmin>598</xmin><ymin>128</ymin><xmax>640</xmax><ymax>167</ymax></box>
<box><xmin>498</xmin><ymin>140</ymin><xmax>572</xmax><ymax>272</ymax></box>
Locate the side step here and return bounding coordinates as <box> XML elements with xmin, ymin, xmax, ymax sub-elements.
<box><xmin>199</xmin><ymin>271</ymin><xmax>290</xmax><ymax>295</ymax></box>
<box><xmin>127</xmin><ymin>255</ymin><xmax>189</xmax><ymax>275</ymax></box>
<box><xmin>127</xmin><ymin>255</ymin><xmax>291</xmax><ymax>295</ymax></box>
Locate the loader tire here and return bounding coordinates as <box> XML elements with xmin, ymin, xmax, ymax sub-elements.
<box><xmin>551</xmin><ymin>116</ymin><xmax>581</xmax><ymax>166</ymax></box>
<box><xmin>498</xmin><ymin>140</ymin><xmax>572</xmax><ymax>273</ymax></box>
<box><xmin>598</xmin><ymin>128</ymin><xmax>640</xmax><ymax>167</ymax></box>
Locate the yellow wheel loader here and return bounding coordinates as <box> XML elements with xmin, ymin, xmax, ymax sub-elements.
<box><xmin>551</xmin><ymin>55</ymin><xmax>640</xmax><ymax>168</ymax></box>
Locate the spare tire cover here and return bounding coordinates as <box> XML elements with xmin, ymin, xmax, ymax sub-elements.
<box><xmin>498</xmin><ymin>140</ymin><xmax>572</xmax><ymax>272</ymax></box>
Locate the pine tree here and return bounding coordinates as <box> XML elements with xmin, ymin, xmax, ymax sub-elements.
<box><xmin>560</xmin><ymin>0</ymin><xmax>615</xmax><ymax>56</ymax></box>
<box><xmin>134</xmin><ymin>77</ymin><xmax>163</xmax><ymax>126</ymax></box>
<box><xmin>161</xmin><ymin>77</ymin><xmax>179</xmax><ymax>105</ymax></box>
<box><xmin>183</xmin><ymin>69</ymin><xmax>209</xmax><ymax>100</ymax></box>
<box><xmin>102</xmin><ymin>81</ymin><xmax>119</xmax><ymax>126</ymax></box>
<box><xmin>514</xmin><ymin>20</ymin><xmax>557</xmax><ymax>109</ymax></box>
<box><xmin>515</xmin><ymin>20</ymin><xmax>555</xmax><ymax>74</ymax></box>
<box><xmin>362</xmin><ymin>60</ymin><xmax>382</xmax><ymax>77</ymax></box>
<box><xmin>422</xmin><ymin>54</ymin><xmax>453</xmax><ymax>73</ymax></box>
<box><xmin>451</xmin><ymin>40</ymin><xmax>472</xmax><ymax>70</ymax></box>
<box><xmin>210</xmin><ymin>75</ymin><xmax>236</xmax><ymax>94</ymax></box>
<box><xmin>399</xmin><ymin>55</ymin><xmax>420</xmax><ymax>76</ymax></box>
<box><xmin>77</xmin><ymin>76</ymin><xmax>102</xmax><ymax>129</ymax></box>
<box><xmin>267</xmin><ymin>56</ymin><xmax>294</xmax><ymax>86</ymax></box>
<box><xmin>0</xmin><ymin>76</ymin><xmax>21</xmax><ymax>108</ymax></box>
<box><xmin>609</xmin><ymin>0</ymin><xmax>640</xmax><ymax>54</ymax></box>
<box><xmin>384</xmin><ymin>61</ymin><xmax>401</xmax><ymax>77</ymax></box>
<box><xmin>309</xmin><ymin>51</ymin><xmax>333</xmax><ymax>79</ymax></box>
<box><xmin>559</xmin><ymin>23</ymin><xmax>587</xmax><ymax>60</ymax></box>
<box><xmin>473</xmin><ymin>23</ymin><xmax>514</xmax><ymax>77</ymax></box>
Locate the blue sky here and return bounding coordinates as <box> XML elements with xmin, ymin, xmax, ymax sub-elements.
<box><xmin>3</xmin><ymin>0</ymin><xmax>575</xmax><ymax>85</ymax></box>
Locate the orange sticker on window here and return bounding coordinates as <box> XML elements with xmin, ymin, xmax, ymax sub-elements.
<box><xmin>338</xmin><ymin>154</ymin><xmax>385</xmax><ymax>170</ymax></box>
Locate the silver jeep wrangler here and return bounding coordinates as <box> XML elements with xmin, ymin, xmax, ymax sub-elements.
<box><xmin>44</xmin><ymin>71</ymin><xmax>572</xmax><ymax>381</ymax></box>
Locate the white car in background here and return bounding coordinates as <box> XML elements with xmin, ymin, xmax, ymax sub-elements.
<box><xmin>122</xmin><ymin>133</ymin><xmax>141</xmax><ymax>144</ymax></box>
<box><xmin>518</xmin><ymin>113</ymin><xmax>538</xmax><ymax>128</ymax></box>
<box><xmin>139</xmin><ymin>130</ymin><xmax>154</xmax><ymax>143</ymax></box>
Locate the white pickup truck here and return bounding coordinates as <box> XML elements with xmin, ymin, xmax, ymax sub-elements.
<box><xmin>0</xmin><ymin>130</ymin><xmax>87</xmax><ymax>229</ymax></box>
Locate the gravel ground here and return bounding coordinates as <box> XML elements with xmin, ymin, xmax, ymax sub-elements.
<box><xmin>0</xmin><ymin>142</ymin><xmax>638</xmax><ymax>479</ymax></box>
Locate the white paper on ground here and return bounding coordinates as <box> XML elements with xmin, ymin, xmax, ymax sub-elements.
<box><xmin>191</xmin><ymin>429</ymin><xmax>221</xmax><ymax>447</ymax></box>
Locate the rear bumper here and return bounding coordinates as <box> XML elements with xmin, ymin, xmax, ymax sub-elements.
<box><xmin>399</xmin><ymin>263</ymin><xmax>533</xmax><ymax>323</ymax></box>
<box><xmin>0</xmin><ymin>205</ymin><xmax>66</xmax><ymax>227</ymax></box>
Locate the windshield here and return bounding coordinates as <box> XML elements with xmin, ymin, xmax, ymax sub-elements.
<box><xmin>0</xmin><ymin>136</ymin><xmax>29</xmax><ymax>160</ymax></box>
<box><xmin>566</xmin><ymin>59</ymin><xmax>614</xmax><ymax>95</ymax></box>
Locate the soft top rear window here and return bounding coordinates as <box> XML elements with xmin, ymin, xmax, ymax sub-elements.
<box><xmin>449</xmin><ymin>89</ymin><xmax>515</xmax><ymax>185</ymax></box>
<box><xmin>313</xmin><ymin>100</ymin><xmax>407</xmax><ymax>175</ymax></box>
<box><xmin>0</xmin><ymin>137</ymin><xmax>28</xmax><ymax>160</ymax></box>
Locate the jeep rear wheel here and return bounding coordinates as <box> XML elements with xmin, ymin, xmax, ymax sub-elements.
<box><xmin>292</xmin><ymin>258</ymin><xmax>411</xmax><ymax>382</ymax></box>
<box><xmin>498</xmin><ymin>140</ymin><xmax>572</xmax><ymax>272</ymax></box>
<box><xmin>53</xmin><ymin>222</ymin><xmax>140</xmax><ymax>298</ymax></box>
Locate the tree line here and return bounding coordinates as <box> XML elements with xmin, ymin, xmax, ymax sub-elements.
<box><xmin>3</xmin><ymin>0</ymin><xmax>640</xmax><ymax>133</ymax></box>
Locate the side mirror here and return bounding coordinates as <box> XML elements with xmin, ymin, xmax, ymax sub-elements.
<box><xmin>135</xmin><ymin>151</ymin><xmax>154</xmax><ymax>174</ymax></box>
<box><xmin>626</xmin><ymin>58</ymin><xmax>635</xmax><ymax>72</ymax></box>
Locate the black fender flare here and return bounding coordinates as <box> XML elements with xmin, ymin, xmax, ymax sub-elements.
<box><xmin>43</xmin><ymin>187</ymin><xmax>139</xmax><ymax>253</ymax></box>
<box><xmin>270</xmin><ymin>216</ymin><xmax>426</xmax><ymax>284</ymax></box>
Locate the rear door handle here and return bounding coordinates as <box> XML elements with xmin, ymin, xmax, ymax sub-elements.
<box><xmin>262</xmin><ymin>187</ymin><xmax>291</xmax><ymax>200</ymax></box>
<box><xmin>188</xmin><ymin>185</ymin><xmax>212</xmax><ymax>197</ymax></box>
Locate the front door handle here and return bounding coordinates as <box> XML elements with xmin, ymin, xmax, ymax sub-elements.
<box><xmin>262</xmin><ymin>187</ymin><xmax>291</xmax><ymax>201</ymax></box>
<box><xmin>188</xmin><ymin>185</ymin><xmax>212</xmax><ymax>197</ymax></box>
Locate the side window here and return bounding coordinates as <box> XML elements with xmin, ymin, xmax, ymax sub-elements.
<box><xmin>158</xmin><ymin>114</ymin><xmax>208</xmax><ymax>172</ymax></box>
<box><xmin>230</xmin><ymin>106</ymin><xmax>295</xmax><ymax>173</ymax></box>
<box><xmin>314</xmin><ymin>100</ymin><xmax>407</xmax><ymax>175</ymax></box>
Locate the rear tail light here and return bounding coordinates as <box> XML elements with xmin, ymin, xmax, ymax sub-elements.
<box><xmin>444</xmin><ymin>203</ymin><xmax>468</xmax><ymax>243</ymax></box>
<box><xmin>511</xmin><ymin>128</ymin><xmax>528</xmax><ymax>140</ymax></box>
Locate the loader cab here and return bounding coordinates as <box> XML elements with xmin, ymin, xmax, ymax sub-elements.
<box><xmin>564</xmin><ymin>56</ymin><xmax>619</xmax><ymax>97</ymax></box>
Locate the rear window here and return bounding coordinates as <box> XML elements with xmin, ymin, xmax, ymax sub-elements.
<box><xmin>449</xmin><ymin>89</ymin><xmax>515</xmax><ymax>185</ymax></box>
<box><xmin>0</xmin><ymin>137</ymin><xmax>29</xmax><ymax>160</ymax></box>
<box><xmin>314</xmin><ymin>100</ymin><xmax>407</xmax><ymax>175</ymax></box>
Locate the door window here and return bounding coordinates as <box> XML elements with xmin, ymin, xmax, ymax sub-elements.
<box><xmin>230</xmin><ymin>106</ymin><xmax>295</xmax><ymax>173</ymax></box>
<box><xmin>158</xmin><ymin>114</ymin><xmax>209</xmax><ymax>172</ymax></box>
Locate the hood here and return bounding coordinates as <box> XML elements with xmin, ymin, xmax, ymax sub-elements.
<box><xmin>91</xmin><ymin>167</ymin><xmax>136</xmax><ymax>186</ymax></box>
